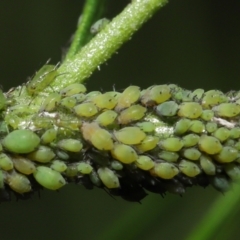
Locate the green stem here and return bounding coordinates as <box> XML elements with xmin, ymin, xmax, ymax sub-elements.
<box><xmin>64</xmin><ymin>0</ymin><xmax>107</xmax><ymax>61</ymax></box>
<box><xmin>52</xmin><ymin>0</ymin><xmax>168</xmax><ymax>91</ymax></box>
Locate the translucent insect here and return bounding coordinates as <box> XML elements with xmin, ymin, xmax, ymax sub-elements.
<box><xmin>41</xmin><ymin>128</ymin><xmax>57</xmax><ymax>144</ymax></box>
<box><xmin>212</xmin><ymin>127</ymin><xmax>230</xmax><ymax>142</ymax></box>
<box><xmin>95</xmin><ymin>110</ymin><xmax>118</xmax><ymax>127</ymax></box>
<box><xmin>205</xmin><ymin>122</ymin><xmax>217</xmax><ymax>133</ymax></box>
<box><xmin>214</xmin><ymin>146</ymin><xmax>238</xmax><ymax>163</ymax></box>
<box><xmin>118</xmin><ymin>105</ymin><xmax>146</xmax><ymax>124</ymax></box>
<box><xmin>152</xmin><ymin>163</ymin><xmax>179</xmax><ymax>179</ymax></box>
<box><xmin>213</xmin><ymin>103</ymin><xmax>240</xmax><ymax>118</ymax></box>
<box><xmin>2</xmin><ymin>129</ymin><xmax>40</xmax><ymax>154</ymax></box>
<box><xmin>198</xmin><ymin>135</ymin><xmax>222</xmax><ymax>155</ymax></box>
<box><xmin>158</xmin><ymin>151</ymin><xmax>179</xmax><ymax>162</ymax></box>
<box><xmin>182</xmin><ymin>134</ymin><xmax>199</xmax><ymax>147</ymax></box>
<box><xmin>174</xmin><ymin>118</ymin><xmax>191</xmax><ymax>135</ymax></box>
<box><xmin>135</xmin><ymin>155</ymin><xmax>154</xmax><ymax>170</ymax></box>
<box><xmin>90</xmin><ymin>18</ymin><xmax>110</xmax><ymax>34</ymax></box>
<box><xmin>89</xmin><ymin>170</ymin><xmax>102</xmax><ymax>187</ymax></box>
<box><xmin>210</xmin><ymin>175</ymin><xmax>230</xmax><ymax>192</ymax></box>
<box><xmin>114</xmin><ymin>127</ymin><xmax>146</xmax><ymax>145</ymax></box>
<box><xmin>64</xmin><ymin>163</ymin><xmax>78</xmax><ymax>177</ymax></box>
<box><xmin>39</xmin><ymin>93</ymin><xmax>61</xmax><ymax>112</ymax></box>
<box><xmin>155</xmin><ymin>101</ymin><xmax>178</xmax><ymax>117</ymax></box>
<box><xmin>178</xmin><ymin>102</ymin><xmax>202</xmax><ymax>119</ymax></box>
<box><xmin>59</xmin><ymin>96</ymin><xmax>77</xmax><ymax>109</ymax></box>
<box><xmin>136</xmin><ymin>122</ymin><xmax>155</xmax><ymax>133</ymax></box>
<box><xmin>201</xmin><ymin>90</ymin><xmax>228</xmax><ymax>109</ymax></box>
<box><xmin>12</xmin><ymin>155</ymin><xmax>36</xmax><ymax>175</ymax></box>
<box><xmin>188</xmin><ymin>120</ymin><xmax>205</xmax><ymax>133</ymax></box>
<box><xmin>135</xmin><ymin>136</ymin><xmax>159</xmax><ymax>152</ymax></box>
<box><xmin>110</xmin><ymin>160</ymin><xmax>123</xmax><ymax>171</ymax></box>
<box><xmin>60</xmin><ymin>83</ymin><xmax>86</xmax><ymax>97</ymax></box>
<box><xmin>91</xmin><ymin>92</ymin><xmax>118</xmax><ymax>110</ymax></box>
<box><xmin>57</xmin><ymin>139</ymin><xmax>83</xmax><ymax>152</ymax></box>
<box><xmin>159</xmin><ymin>137</ymin><xmax>184</xmax><ymax>152</ymax></box>
<box><xmin>230</xmin><ymin>127</ymin><xmax>240</xmax><ymax>139</ymax></box>
<box><xmin>27</xmin><ymin>64</ymin><xmax>58</xmax><ymax>95</ymax></box>
<box><xmin>189</xmin><ymin>88</ymin><xmax>204</xmax><ymax>101</ymax></box>
<box><xmin>50</xmin><ymin>160</ymin><xmax>67</xmax><ymax>173</ymax></box>
<box><xmin>27</xmin><ymin>145</ymin><xmax>56</xmax><ymax>163</ymax></box>
<box><xmin>199</xmin><ymin>155</ymin><xmax>216</xmax><ymax>175</ymax></box>
<box><xmin>74</xmin><ymin>103</ymin><xmax>98</xmax><ymax>118</ymax></box>
<box><xmin>97</xmin><ymin>167</ymin><xmax>120</xmax><ymax>189</ymax></box>
<box><xmin>7</xmin><ymin>171</ymin><xmax>31</xmax><ymax>193</ymax></box>
<box><xmin>0</xmin><ymin>89</ymin><xmax>6</xmax><ymax>110</ymax></box>
<box><xmin>224</xmin><ymin>163</ymin><xmax>240</xmax><ymax>181</ymax></box>
<box><xmin>181</xmin><ymin>147</ymin><xmax>201</xmax><ymax>161</ymax></box>
<box><xmin>179</xmin><ymin>160</ymin><xmax>201</xmax><ymax>177</ymax></box>
<box><xmin>33</xmin><ymin>166</ymin><xmax>66</xmax><ymax>190</ymax></box>
<box><xmin>111</xmin><ymin>143</ymin><xmax>138</xmax><ymax>164</ymax></box>
<box><xmin>0</xmin><ymin>153</ymin><xmax>13</xmax><ymax>171</ymax></box>
<box><xmin>200</xmin><ymin>110</ymin><xmax>214</xmax><ymax>121</ymax></box>
<box><xmin>77</xmin><ymin>162</ymin><xmax>93</xmax><ymax>174</ymax></box>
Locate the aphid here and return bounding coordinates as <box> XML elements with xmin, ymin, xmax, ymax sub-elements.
<box><xmin>95</xmin><ymin>110</ymin><xmax>118</xmax><ymax>127</ymax></box>
<box><xmin>89</xmin><ymin>170</ymin><xmax>102</xmax><ymax>187</ymax></box>
<box><xmin>230</xmin><ymin>127</ymin><xmax>240</xmax><ymax>139</ymax></box>
<box><xmin>41</xmin><ymin>128</ymin><xmax>57</xmax><ymax>144</ymax></box>
<box><xmin>179</xmin><ymin>160</ymin><xmax>201</xmax><ymax>177</ymax></box>
<box><xmin>135</xmin><ymin>155</ymin><xmax>154</xmax><ymax>170</ymax></box>
<box><xmin>57</xmin><ymin>139</ymin><xmax>83</xmax><ymax>152</ymax></box>
<box><xmin>115</xmin><ymin>86</ymin><xmax>141</xmax><ymax>111</ymax></box>
<box><xmin>91</xmin><ymin>92</ymin><xmax>118</xmax><ymax>110</ymax></box>
<box><xmin>77</xmin><ymin>162</ymin><xmax>93</xmax><ymax>174</ymax></box>
<box><xmin>200</xmin><ymin>110</ymin><xmax>214</xmax><ymax>121</ymax></box>
<box><xmin>152</xmin><ymin>162</ymin><xmax>179</xmax><ymax>179</ymax></box>
<box><xmin>198</xmin><ymin>135</ymin><xmax>222</xmax><ymax>155</ymax></box>
<box><xmin>50</xmin><ymin>160</ymin><xmax>67</xmax><ymax>173</ymax></box>
<box><xmin>155</xmin><ymin>101</ymin><xmax>178</xmax><ymax>117</ymax></box>
<box><xmin>12</xmin><ymin>155</ymin><xmax>36</xmax><ymax>175</ymax></box>
<box><xmin>111</xmin><ymin>143</ymin><xmax>138</xmax><ymax>164</ymax></box>
<box><xmin>85</xmin><ymin>91</ymin><xmax>101</xmax><ymax>101</ymax></box>
<box><xmin>212</xmin><ymin>127</ymin><xmax>230</xmax><ymax>142</ymax></box>
<box><xmin>60</xmin><ymin>83</ymin><xmax>86</xmax><ymax>97</ymax></box>
<box><xmin>205</xmin><ymin>122</ymin><xmax>217</xmax><ymax>133</ymax></box>
<box><xmin>118</xmin><ymin>105</ymin><xmax>146</xmax><ymax>124</ymax></box>
<box><xmin>0</xmin><ymin>153</ymin><xmax>13</xmax><ymax>171</ymax></box>
<box><xmin>74</xmin><ymin>103</ymin><xmax>98</xmax><ymax>117</ymax></box>
<box><xmin>110</xmin><ymin>160</ymin><xmax>123</xmax><ymax>171</ymax></box>
<box><xmin>136</xmin><ymin>122</ymin><xmax>155</xmax><ymax>133</ymax></box>
<box><xmin>114</xmin><ymin>127</ymin><xmax>146</xmax><ymax>145</ymax></box>
<box><xmin>27</xmin><ymin>145</ymin><xmax>55</xmax><ymax>163</ymax></box>
<box><xmin>0</xmin><ymin>89</ymin><xmax>6</xmax><ymax>110</ymax></box>
<box><xmin>214</xmin><ymin>146</ymin><xmax>238</xmax><ymax>163</ymax></box>
<box><xmin>199</xmin><ymin>155</ymin><xmax>216</xmax><ymax>175</ymax></box>
<box><xmin>7</xmin><ymin>171</ymin><xmax>31</xmax><ymax>193</ymax></box>
<box><xmin>223</xmin><ymin>163</ymin><xmax>240</xmax><ymax>181</ymax></box>
<box><xmin>27</xmin><ymin>64</ymin><xmax>58</xmax><ymax>95</ymax></box>
<box><xmin>201</xmin><ymin>90</ymin><xmax>228</xmax><ymax>109</ymax></box>
<box><xmin>39</xmin><ymin>93</ymin><xmax>61</xmax><ymax>112</ymax></box>
<box><xmin>90</xmin><ymin>18</ymin><xmax>110</xmax><ymax>34</ymax></box>
<box><xmin>189</xmin><ymin>120</ymin><xmax>205</xmax><ymax>134</ymax></box>
<box><xmin>213</xmin><ymin>103</ymin><xmax>240</xmax><ymax>118</ymax></box>
<box><xmin>178</xmin><ymin>102</ymin><xmax>202</xmax><ymax>119</ymax></box>
<box><xmin>97</xmin><ymin>167</ymin><xmax>120</xmax><ymax>189</ymax></box>
<box><xmin>182</xmin><ymin>134</ymin><xmax>200</xmax><ymax>147</ymax></box>
<box><xmin>135</xmin><ymin>136</ymin><xmax>159</xmax><ymax>152</ymax></box>
<box><xmin>141</xmin><ymin>85</ymin><xmax>171</xmax><ymax>106</ymax></box>
<box><xmin>159</xmin><ymin>137</ymin><xmax>184</xmax><ymax>152</ymax></box>
<box><xmin>2</xmin><ymin>129</ymin><xmax>40</xmax><ymax>154</ymax></box>
<box><xmin>210</xmin><ymin>175</ymin><xmax>230</xmax><ymax>192</ymax></box>
<box><xmin>33</xmin><ymin>166</ymin><xmax>66</xmax><ymax>190</ymax></box>
<box><xmin>0</xmin><ymin>170</ymin><xmax>4</xmax><ymax>189</ymax></box>
<box><xmin>64</xmin><ymin>163</ymin><xmax>78</xmax><ymax>177</ymax></box>
<box><xmin>158</xmin><ymin>151</ymin><xmax>179</xmax><ymax>162</ymax></box>
<box><xmin>82</xmin><ymin>122</ymin><xmax>114</xmax><ymax>150</ymax></box>
<box><xmin>55</xmin><ymin>115</ymin><xmax>82</xmax><ymax>131</ymax></box>
<box><xmin>181</xmin><ymin>147</ymin><xmax>201</xmax><ymax>161</ymax></box>
<box><xmin>174</xmin><ymin>118</ymin><xmax>191</xmax><ymax>135</ymax></box>
<box><xmin>59</xmin><ymin>96</ymin><xmax>77</xmax><ymax>109</ymax></box>
<box><xmin>189</xmin><ymin>88</ymin><xmax>204</xmax><ymax>101</ymax></box>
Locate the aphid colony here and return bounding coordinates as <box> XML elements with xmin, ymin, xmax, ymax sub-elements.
<box><xmin>1</xmin><ymin>68</ymin><xmax>240</xmax><ymax>202</ymax></box>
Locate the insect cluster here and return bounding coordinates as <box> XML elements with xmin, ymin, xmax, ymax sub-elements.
<box><xmin>1</xmin><ymin>65</ymin><xmax>240</xmax><ymax>202</ymax></box>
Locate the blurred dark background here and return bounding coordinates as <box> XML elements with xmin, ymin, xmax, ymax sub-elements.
<box><xmin>0</xmin><ymin>1</ymin><xmax>240</xmax><ymax>240</ymax></box>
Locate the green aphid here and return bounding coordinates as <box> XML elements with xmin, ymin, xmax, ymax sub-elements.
<box><xmin>174</xmin><ymin>118</ymin><xmax>191</xmax><ymax>135</ymax></box>
<box><xmin>189</xmin><ymin>88</ymin><xmax>204</xmax><ymax>101</ymax></box>
<box><xmin>91</xmin><ymin>92</ymin><xmax>118</xmax><ymax>110</ymax></box>
<box><xmin>210</xmin><ymin>175</ymin><xmax>230</xmax><ymax>192</ymax></box>
<box><xmin>60</xmin><ymin>96</ymin><xmax>77</xmax><ymax>109</ymax></box>
<box><xmin>114</xmin><ymin>127</ymin><xmax>146</xmax><ymax>145</ymax></box>
<box><xmin>135</xmin><ymin>135</ymin><xmax>159</xmax><ymax>152</ymax></box>
<box><xmin>77</xmin><ymin>162</ymin><xmax>93</xmax><ymax>174</ymax></box>
<box><xmin>40</xmin><ymin>93</ymin><xmax>61</xmax><ymax>112</ymax></box>
<box><xmin>159</xmin><ymin>137</ymin><xmax>184</xmax><ymax>152</ymax></box>
<box><xmin>198</xmin><ymin>135</ymin><xmax>222</xmax><ymax>154</ymax></box>
<box><xmin>214</xmin><ymin>146</ymin><xmax>238</xmax><ymax>163</ymax></box>
<box><xmin>199</xmin><ymin>154</ymin><xmax>216</xmax><ymax>175</ymax></box>
<box><xmin>156</xmin><ymin>101</ymin><xmax>178</xmax><ymax>117</ymax></box>
<box><xmin>0</xmin><ymin>153</ymin><xmax>13</xmax><ymax>171</ymax></box>
<box><xmin>153</xmin><ymin>162</ymin><xmax>179</xmax><ymax>179</ymax></box>
<box><xmin>224</xmin><ymin>163</ymin><xmax>240</xmax><ymax>181</ymax></box>
<box><xmin>111</xmin><ymin>143</ymin><xmax>138</xmax><ymax>164</ymax></box>
<box><xmin>189</xmin><ymin>120</ymin><xmax>205</xmax><ymax>133</ymax></box>
<box><xmin>171</xmin><ymin>88</ymin><xmax>192</xmax><ymax>102</ymax></box>
<box><xmin>230</xmin><ymin>127</ymin><xmax>240</xmax><ymax>139</ymax></box>
<box><xmin>33</xmin><ymin>166</ymin><xmax>66</xmax><ymax>190</ymax></box>
<box><xmin>60</xmin><ymin>83</ymin><xmax>86</xmax><ymax>97</ymax></box>
<box><xmin>74</xmin><ymin>102</ymin><xmax>98</xmax><ymax>117</ymax></box>
<box><xmin>115</xmin><ymin>86</ymin><xmax>141</xmax><ymax>111</ymax></box>
<box><xmin>71</xmin><ymin>93</ymin><xmax>86</xmax><ymax>103</ymax></box>
<box><xmin>213</xmin><ymin>103</ymin><xmax>240</xmax><ymax>117</ymax></box>
<box><xmin>90</xmin><ymin>170</ymin><xmax>102</xmax><ymax>187</ymax></box>
<box><xmin>179</xmin><ymin>160</ymin><xmax>201</xmax><ymax>177</ymax></box>
<box><xmin>0</xmin><ymin>89</ymin><xmax>6</xmax><ymax>110</ymax></box>
<box><xmin>41</xmin><ymin>128</ymin><xmax>57</xmax><ymax>144</ymax></box>
<box><xmin>235</xmin><ymin>141</ymin><xmax>240</xmax><ymax>151</ymax></box>
<box><xmin>55</xmin><ymin>116</ymin><xmax>82</xmax><ymax>131</ymax></box>
<box><xmin>57</xmin><ymin>139</ymin><xmax>83</xmax><ymax>152</ymax></box>
<box><xmin>141</xmin><ymin>85</ymin><xmax>171</xmax><ymax>106</ymax></box>
<box><xmin>201</xmin><ymin>90</ymin><xmax>228</xmax><ymax>109</ymax></box>
<box><xmin>135</xmin><ymin>155</ymin><xmax>154</xmax><ymax>170</ymax></box>
<box><xmin>64</xmin><ymin>164</ymin><xmax>78</xmax><ymax>177</ymax></box>
<box><xmin>178</xmin><ymin>102</ymin><xmax>202</xmax><ymax>119</ymax></box>
<box><xmin>224</xmin><ymin>139</ymin><xmax>235</xmax><ymax>147</ymax></box>
<box><xmin>182</xmin><ymin>134</ymin><xmax>200</xmax><ymax>147</ymax></box>
<box><xmin>7</xmin><ymin>171</ymin><xmax>31</xmax><ymax>193</ymax></box>
<box><xmin>118</xmin><ymin>104</ymin><xmax>146</xmax><ymax>124</ymax></box>
<box><xmin>136</xmin><ymin>122</ymin><xmax>155</xmax><ymax>133</ymax></box>
<box><xmin>82</xmin><ymin>122</ymin><xmax>114</xmax><ymax>151</ymax></box>
<box><xmin>2</xmin><ymin>129</ymin><xmax>40</xmax><ymax>154</ymax></box>
<box><xmin>95</xmin><ymin>110</ymin><xmax>118</xmax><ymax>127</ymax></box>
<box><xmin>90</xmin><ymin>18</ymin><xmax>110</xmax><ymax>34</ymax></box>
<box><xmin>200</xmin><ymin>110</ymin><xmax>214</xmax><ymax>121</ymax></box>
<box><xmin>158</xmin><ymin>151</ymin><xmax>179</xmax><ymax>162</ymax></box>
<box><xmin>12</xmin><ymin>155</ymin><xmax>36</xmax><ymax>175</ymax></box>
<box><xmin>205</xmin><ymin>122</ymin><xmax>218</xmax><ymax>133</ymax></box>
<box><xmin>32</xmin><ymin>116</ymin><xmax>53</xmax><ymax>129</ymax></box>
<box><xmin>212</xmin><ymin>127</ymin><xmax>230</xmax><ymax>142</ymax></box>
<box><xmin>50</xmin><ymin>160</ymin><xmax>67</xmax><ymax>173</ymax></box>
<box><xmin>85</xmin><ymin>91</ymin><xmax>101</xmax><ymax>101</ymax></box>
<box><xmin>181</xmin><ymin>147</ymin><xmax>201</xmax><ymax>161</ymax></box>
<box><xmin>27</xmin><ymin>64</ymin><xmax>58</xmax><ymax>95</ymax></box>
<box><xmin>97</xmin><ymin>167</ymin><xmax>120</xmax><ymax>189</ymax></box>
<box><xmin>0</xmin><ymin>170</ymin><xmax>4</xmax><ymax>189</ymax></box>
<box><xmin>110</xmin><ymin>160</ymin><xmax>123</xmax><ymax>171</ymax></box>
<box><xmin>4</xmin><ymin>113</ymin><xmax>21</xmax><ymax>129</ymax></box>
<box><xmin>27</xmin><ymin>145</ymin><xmax>55</xmax><ymax>163</ymax></box>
